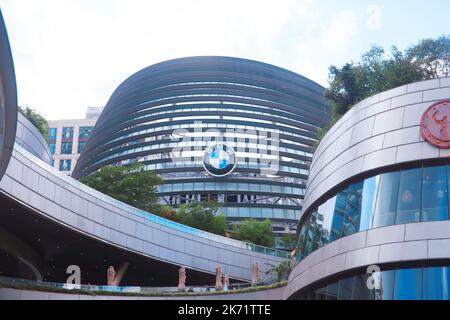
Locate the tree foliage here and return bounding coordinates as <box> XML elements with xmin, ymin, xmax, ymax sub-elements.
<box><xmin>79</xmin><ymin>163</ymin><xmax>163</xmax><ymax>213</ymax></box>
<box><xmin>266</xmin><ymin>260</ymin><xmax>293</xmax><ymax>282</ymax></box>
<box><xmin>176</xmin><ymin>201</ymin><xmax>227</xmax><ymax>236</ymax></box>
<box><xmin>407</xmin><ymin>35</ymin><xmax>450</xmax><ymax>79</ymax></box>
<box><xmin>18</xmin><ymin>106</ymin><xmax>49</xmax><ymax>138</ymax></box>
<box><xmin>323</xmin><ymin>35</ymin><xmax>449</xmax><ymax>136</ymax></box>
<box><xmin>232</xmin><ymin>218</ymin><xmax>274</xmax><ymax>247</ymax></box>
<box><xmin>279</xmin><ymin>233</ymin><xmax>297</xmax><ymax>251</ymax></box>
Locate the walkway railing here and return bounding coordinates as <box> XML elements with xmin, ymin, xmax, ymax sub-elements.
<box><xmin>0</xmin><ymin>275</ymin><xmax>274</xmax><ymax>295</ymax></box>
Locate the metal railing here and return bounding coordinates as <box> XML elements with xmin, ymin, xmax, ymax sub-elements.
<box><xmin>0</xmin><ymin>275</ymin><xmax>275</xmax><ymax>295</ymax></box>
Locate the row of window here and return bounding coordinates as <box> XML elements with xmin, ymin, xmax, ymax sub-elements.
<box><xmin>108</xmin><ymin>122</ymin><xmax>315</xmax><ymax>147</ymax></box>
<box><xmin>93</xmin><ymin>140</ymin><xmax>310</xmax><ymax>166</ymax></box>
<box><xmin>48</xmin><ymin>127</ymin><xmax>93</xmax><ymax>141</ymax></box>
<box><xmin>158</xmin><ymin>181</ymin><xmax>304</xmax><ymax>195</ymax></box>
<box><xmin>297</xmin><ymin>164</ymin><xmax>450</xmax><ymax>260</ymax></box>
<box><xmin>296</xmin><ymin>265</ymin><xmax>450</xmax><ymax>300</ymax></box>
<box><xmin>49</xmin><ymin>141</ymin><xmax>87</xmax><ymax>155</ymax></box>
<box><xmin>48</xmin><ymin>127</ymin><xmax>93</xmax><ymax>155</ymax></box>
<box><xmin>221</xmin><ymin>206</ymin><xmax>300</xmax><ymax>220</ymax></box>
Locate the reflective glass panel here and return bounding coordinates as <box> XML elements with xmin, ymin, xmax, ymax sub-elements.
<box><xmin>329</xmin><ymin>192</ymin><xmax>346</xmax><ymax>242</ymax></box>
<box><xmin>325</xmin><ymin>283</ymin><xmax>338</xmax><ymax>300</ymax></box>
<box><xmin>422</xmin><ymin>165</ymin><xmax>448</xmax><ymax>222</ymax></box>
<box><xmin>352</xmin><ymin>274</ymin><xmax>373</xmax><ymax>300</ymax></box>
<box><xmin>342</xmin><ymin>181</ymin><xmax>363</xmax><ymax>237</ymax></box>
<box><xmin>61</xmin><ymin>142</ymin><xmax>72</xmax><ymax>154</ymax></box>
<box><xmin>59</xmin><ymin>159</ymin><xmax>71</xmax><ymax>171</ymax></box>
<box><xmin>396</xmin><ymin>168</ymin><xmax>422</xmax><ymax>224</ymax></box>
<box><xmin>378</xmin><ymin>270</ymin><xmax>395</xmax><ymax>300</ymax></box>
<box><xmin>394</xmin><ymin>268</ymin><xmax>422</xmax><ymax>300</ymax></box>
<box><xmin>360</xmin><ymin>175</ymin><xmax>379</xmax><ymax>231</ymax></box>
<box><xmin>373</xmin><ymin>172</ymin><xmax>400</xmax><ymax>228</ymax></box>
<box><xmin>423</xmin><ymin>267</ymin><xmax>450</xmax><ymax>300</ymax></box>
<box><xmin>337</xmin><ymin>277</ymin><xmax>354</xmax><ymax>300</ymax></box>
<box><xmin>62</xmin><ymin>127</ymin><xmax>73</xmax><ymax>140</ymax></box>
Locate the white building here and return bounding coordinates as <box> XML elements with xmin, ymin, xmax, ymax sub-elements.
<box><xmin>47</xmin><ymin>106</ymin><xmax>103</xmax><ymax>175</ymax></box>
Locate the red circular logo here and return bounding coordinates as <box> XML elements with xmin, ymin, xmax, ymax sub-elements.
<box><xmin>420</xmin><ymin>100</ymin><xmax>450</xmax><ymax>148</ymax></box>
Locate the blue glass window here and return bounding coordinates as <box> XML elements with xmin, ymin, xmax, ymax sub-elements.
<box><xmin>329</xmin><ymin>191</ymin><xmax>346</xmax><ymax>242</ymax></box>
<box><xmin>337</xmin><ymin>277</ymin><xmax>354</xmax><ymax>300</ymax></box>
<box><xmin>59</xmin><ymin>159</ymin><xmax>71</xmax><ymax>171</ymax></box>
<box><xmin>342</xmin><ymin>181</ymin><xmax>363</xmax><ymax>237</ymax></box>
<box><xmin>360</xmin><ymin>175</ymin><xmax>379</xmax><ymax>231</ymax></box>
<box><xmin>78</xmin><ymin>141</ymin><xmax>87</xmax><ymax>153</ymax></box>
<box><xmin>396</xmin><ymin>168</ymin><xmax>422</xmax><ymax>224</ymax></box>
<box><xmin>422</xmin><ymin>165</ymin><xmax>448</xmax><ymax>222</ymax></box>
<box><xmin>373</xmin><ymin>172</ymin><xmax>400</xmax><ymax>228</ymax></box>
<box><xmin>48</xmin><ymin>128</ymin><xmax>57</xmax><ymax>141</ymax></box>
<box><xmin>374</xmin><ymin>269</ymin><xmax>395</xmax><ymax>300</ymax></box>
<box><xmin>423</xmin><ymin>267</ymin><xmax>450</xmax><ymax>300</ymax></box>
<box><xmin>62</xmin><ymin>127</ymin><xmax>74</xmax><ymax>140</ymax></box>
<box><xmin>325</xmin><ymin>283</ymin><xmax>338</xmax><ymax>300</ymax></box>
<box><xmin>352</xmin><ymin>274</ymin><xmax>373</xmax><ymax>300</ymax></box>
<box><xmin>394</xmin><ymin>268</ymin><xmax>422</xmax><ymax>300</ymax></box>
<box><xmin>79</xmin><ymin>126</ymin><xmax>93</xmax><ymax>139</ymax></box>
<box><xmin>49</xmin><ymin>143</ymin><xmax>56</xmax><ymax>155</ymax></box>
<box><xmin>61</xmin><ymin>142</ymin><xmax>73</xmax><ymax>154</ymax></box>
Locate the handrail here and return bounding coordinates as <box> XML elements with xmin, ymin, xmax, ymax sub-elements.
<box><xmin>0</xmin><ymin>275</ymin><xmax>274</xmax><ymax>295</ymax></box>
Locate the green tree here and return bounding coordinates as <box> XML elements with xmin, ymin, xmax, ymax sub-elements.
<box><xmin>18</xmin><ymin>106</ymin><xmax>49</xmax><ymax>138</ymax></box>
<box><xmin>232</xmin><ymin>219</ymin><xmax>274</xmax><ymax>247</ymax></box>
<box><xmin>406</xmin><ymin>35</ymin><xmax>450</xmax><ymax>79</ymax></box>
<box><xmin>279</xmin><ymin>234</ymin><xmax>296</xmax><ymax>251</ymax></box>
<box><xmin>266</xmin><ymin>260</ymin><xmax>293</xmax><ymax>282</ymax></box>
<box><xmin>176</xmin><ymin>201</ymin><xmax>227</xmax><ymax>236</ymax></box>
<box><xmin>79</xmin><ymin>162</ymin><xmax>163</xmax><ymax>213</ymax></box>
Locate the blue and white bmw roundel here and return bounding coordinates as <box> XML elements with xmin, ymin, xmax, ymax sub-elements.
<box><xmin>203</xmin><ymin>143</ymin><xmax>236</xmax><ymax>177</ymax></box>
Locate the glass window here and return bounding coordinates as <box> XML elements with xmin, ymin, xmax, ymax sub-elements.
<box><xmin>329</xmin><ymin>191</ymin><xmax>346</xmax><ymax>242</ymax></box>
<box><xmin>299</xmin><ymin>216</ymin><xmax>311</xmax><ymax>259</ymax></box>
<box><xmin>62</xmin><ymin>127</ymin><xmax>74</xmax><ymax>140</ymax></box>
<box><xmin>373</xmin><ymin>172</ymin><xmax>400</xmax><ymax>228</ymax></box>
<box><xmin>337</xmin><ymin>277</ymin><xmax>354</xmax><ymax>300</ymax></box>
<box><xmin>342</xmin><ymin>181</ymin><xmax>363</xmax><ymax>237</ymax></box>
<box><xmin>49</xmin><ymin>143</ymin><xmax>56</xmax><ymax>155</ymax></box>
<box><xmin>59</xmin><ymin>159</ymin><xmax>71</xmax><ymax>171</ymax></box>
<box><xmin>79</xmin><ymin>126</ymin><xmax>93</xmax><ymax>139</ymax></box>
<box><xmin>61</xmin><ymin>142</ymin><xmax>72</xmax><ymax>154</ymax></box>
<box><xmin>48</xmin><ymin>128</ymin><xmax>57</xmax><ymax>141</ymax></box>
<box><xmin>423</xmin><ymin>267</ymin><xmax>450</xmax><ymax>300</ymax></box>
<box><xmin>78</xmin><ymin>141</ymin><xmax>87</xmax><ymax>153</ymax></box>
<box><xmin>377</xmin><ymin>270</ymin><xmax>395</xmax><ymax>300</ymax></box>
<box><xmin>324</xmin><ymin>283</ymin><xmax>338</xmax><ymax>300</ymax></box>
<box><xmin>315</xmin><ymin>286</ymin><xmax>327</xmax><ymax>300</ymax></box>
<box><xmin>360</xmin><ymin>175</ymin><xmax>379</xmax><ymax>231</ymax></box>
<box><xmin>422</xmin><ymin>165</ymin><xmax>448</xmax><ymax>222</ymax></box>
<box><xmin>352</xmin><ymin>274</ymin><xmax>373</xmax><ymax>300</ymax></box>
<box><xmin>396</xmin><ymin>168</ymin><xmax>422</xmax><ymax>224</ymax></box>
<box><xmin>305</xmin><ymin>211</ymin><xmax>317</xmax><ymax>255</ymax></box>
<box><xmin>315</xmin><ymin>196</ymin><xmax>336</xmax><ymax>249</ymax></box>
<box><xmin>394</xmin><ymin>268</ymin><xmax>422</xmax><ymax>300</ymax></box>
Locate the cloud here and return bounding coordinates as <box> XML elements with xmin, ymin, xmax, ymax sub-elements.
<box><xmin>0</xmin><ymin>0</ymin><xmax>362</xmax><ymax>119</ymax></box>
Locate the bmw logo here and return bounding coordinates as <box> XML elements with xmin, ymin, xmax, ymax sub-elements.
<box><xmin>203</xmin><ymin>143</ymin><xmax>236</xmax><ymax>177</ymax></box>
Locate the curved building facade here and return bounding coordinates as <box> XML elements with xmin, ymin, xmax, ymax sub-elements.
<box><xmin>285</xmin><ymin>77</ymin><xmax>450</xmax><ymax>300</ymax></box>
<box><xmin>72</xmin><ymin>56</ymin><xmax>330</xmax><ymax>239</ymax></box>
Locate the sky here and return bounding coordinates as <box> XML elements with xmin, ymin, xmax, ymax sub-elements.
<box><xmin>0</xmin><ymin>0</ymin><xmax>448</xmax><ymax>120</ymax></box>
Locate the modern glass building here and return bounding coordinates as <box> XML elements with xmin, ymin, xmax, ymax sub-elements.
<box><xmin>72</xmin><ymin>56</ymin><xmax>331</xmax><ymax>241</ymax></box>
<box><xmin>284</xmin><ymin>78</ymin><xmax>450</xmax><ymax>300</ymax></box>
